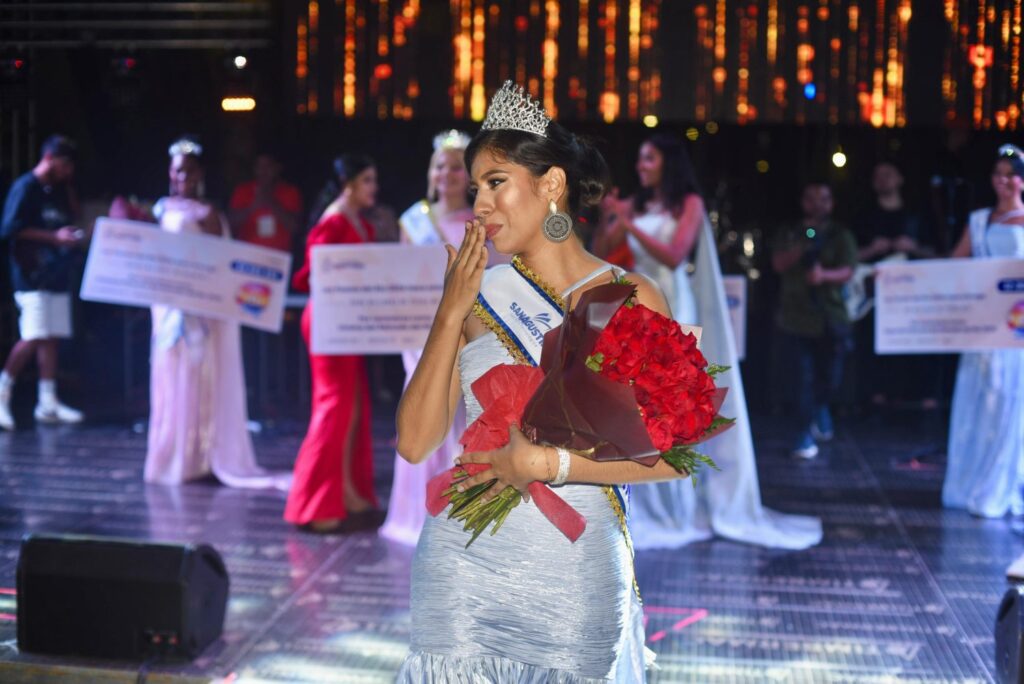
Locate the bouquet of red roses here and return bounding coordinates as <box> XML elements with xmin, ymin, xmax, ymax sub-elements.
<box><xmin>427</xmin><ymin>279</ymin><xmax>732</xmax><ymax>547</ymax></box>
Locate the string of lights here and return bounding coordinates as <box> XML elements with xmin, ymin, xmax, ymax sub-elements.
<box><xmin>291</xmin><ymin>1</ymin><xmax>1024</xmax><ymax>129</ymax></box>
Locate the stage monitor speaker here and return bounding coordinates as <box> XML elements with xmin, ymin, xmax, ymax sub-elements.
<box><xmin>16</xmin><ymin>533</ymin><xmax>229</xmax><ymax>660</ymax></box>
<box><xmin>996</xmin><ymin>585</ymin><xmax>1024</xmax><ymax>684</ymax></box>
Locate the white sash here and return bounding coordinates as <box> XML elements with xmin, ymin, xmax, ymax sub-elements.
<box><xmin>399</xmin><ymin>200</ymin><xmax>443</xmax><ymax>245</ymax></box>
<box><xmin>475</xmin><ymin>263</ymin><xmax>564</xmax><ymax>365</ymax></box>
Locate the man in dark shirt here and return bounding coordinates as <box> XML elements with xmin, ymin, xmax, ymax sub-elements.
<box><xmin>772</xmin><ymin>181</ymin><xmax>857</xmax><ymax>459</ymax></box>
<box><xmin>853</xmin><ymin>162</ymin><xmax>938</xmax><ymax>409</ymax></box>
<box><xmin>0</xmin><ymin>135</ymin><xmax>86</xmax><ymax>430</ymax></box>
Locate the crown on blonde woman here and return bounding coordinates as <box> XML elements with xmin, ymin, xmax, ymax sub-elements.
<box><xmin>433</xmin><ymin>129</ymin><xmax>472</xmax><ymax>151</ymax></box>
<box><xmin>480</xmin><ymin>81</ymin><xmax>551</xmax><ymax>138</ymax></box>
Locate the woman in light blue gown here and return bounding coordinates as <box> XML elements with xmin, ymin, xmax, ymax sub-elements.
<box><xmin>942</xmin><ymin>146</ymin><xmax>1024</xmax><ymax>518</ymax></box>
<box><xmin>394</xmin><ymin>82</ymin><xmax>682</xmax><ymax>682</ymax></box>
<box><xmin>597</xmin><ymin>135</ymin><xmax>822</xmax><ymax>551</ymax></box>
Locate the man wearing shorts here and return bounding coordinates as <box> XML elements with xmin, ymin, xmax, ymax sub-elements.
<box><xmin>0</xmin><ymin>135</ymin><xmax>86</xmax><ymax>430</ymax></box>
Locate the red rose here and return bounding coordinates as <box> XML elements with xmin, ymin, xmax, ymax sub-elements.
<box><xmin>591</xmin><ymin>303</ymin><xmax>719</xmax><ymax>452</ymax></box>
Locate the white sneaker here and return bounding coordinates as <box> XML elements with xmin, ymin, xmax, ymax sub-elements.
<box><xmin>0</xmin><ymin>392</ymin><xmax>14</xmax><ymax>431</ymax></box>
<box><xmin>791</xmin><ymin>442</ymin><xmax>819</xmax><ymax>460</ymax></box>
<box><xmin>34</xmin><ymin>402</ymin><xmax>84</xmax><ymax>425</ymax></box>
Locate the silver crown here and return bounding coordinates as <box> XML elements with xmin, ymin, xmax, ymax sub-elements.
<box><xmin>480</xmin><ymin>81</ymin><xmax>550</xmax><ymax>138</ymax></box>
<box><xmin>168</xmin><ymin>138</ymin><xmax>203</xmax><ymax>157</ymax></box>
<box><xmin>433</xmin><ymin>129</ymin><xmax>472</xmax><ymax>151</ymax></box>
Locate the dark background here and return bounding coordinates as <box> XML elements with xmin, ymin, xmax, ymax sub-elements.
<box><xmin>0</xmin><ymin>1</ymin><xmax>1010</xmax><ymax>422</ymax></box>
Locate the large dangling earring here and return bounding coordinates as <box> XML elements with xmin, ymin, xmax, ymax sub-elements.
<box><xmin>542</xmin><ymin>199</ymin><xmax>572</xmax><ymax>242</ymax></box>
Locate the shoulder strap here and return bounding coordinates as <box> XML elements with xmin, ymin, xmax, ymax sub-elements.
<box><xmin>562</xmin><ymin>263</ymin><xmax>617</xmax><ymax>297</ymax></box>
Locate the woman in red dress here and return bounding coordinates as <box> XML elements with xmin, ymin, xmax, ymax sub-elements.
<box><xmin>286</xmin><ymin>154</ymin><xmax>381</xmax><ymax>532</ymax></box>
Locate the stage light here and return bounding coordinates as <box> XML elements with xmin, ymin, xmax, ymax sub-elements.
<box><xmin>233</xmin><ymin>55</ymin><xmax>248</xmax><ymax>69</ymax></box>
<box><xmin>803</xmin><ymin>83</ymin><xmax>817</xmax><ymax>100</ymax></box>
<box><xmin>756</xmin><ymin>159</ymin><xmax>769</xmax><ymax>173</ymax></box>
<box><xmin>685</xmin><ymin>127</ymin><xmax>699</xmax><ymax>141</ymax></box>
<box><xmin>705</xmin><ymin>121</ymin><xmax>719</xmax><ymax>134</ymax></box>
<box><xmin>643</xmin><ymin>115</ymin><xmax>659</xmax><ymax>128</ymax></box>
<box><xmin>832</xmin><ymin>149</ymin><xmax>847</xmax><ymax>168</ymax></box>
<box><xmin>222</xmin><ymin>96</ymin><xmax>256</xmax><ymax>112</ymax></box>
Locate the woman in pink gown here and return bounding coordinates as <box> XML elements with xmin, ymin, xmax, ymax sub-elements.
<box><xmin>285</xmin><ymin>154</ymin><xmax>381</xmax><ymax>532</ymax></box>
<box><xmin>145</xmin><ymin>137</ymin><xmax>290</xmax><ymax>490</ymax></box>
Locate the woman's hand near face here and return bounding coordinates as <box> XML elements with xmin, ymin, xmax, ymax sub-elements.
<box><xmin>439</xmin><ymin>218</ymin><xmax>489</xmax><ymax>322</ymax></box>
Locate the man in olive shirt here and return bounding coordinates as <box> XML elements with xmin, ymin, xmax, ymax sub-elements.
<box><xmin>772</xmin><ymin>182</ymin><xmax>857</xmax><ymax>459</ymax></box>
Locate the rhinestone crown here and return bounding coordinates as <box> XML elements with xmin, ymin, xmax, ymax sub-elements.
<box><xmin>433</xmin><ymin>129</ymin><xmax>472</xmax><ymax>151</ymax></box>
<box><xmin>168</xmin><ymin>138</ymin><xmax>203</xmax><ymax>157</ymax></box>
<box><xmin>480</xmin><ymin>81</ymin><xmax>551</xmax><ymax>138</ymax></box>
<box><xmin>999</xmin><ymin>143</ymin><xmax>1024</xmax><ymax>161</ymax></box>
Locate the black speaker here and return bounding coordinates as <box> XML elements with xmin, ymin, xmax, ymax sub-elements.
<box><xmin>996</xmin><ymin>586</ymin><xmax>1024</xmax><ymax>684</ymax></box>
<box><xmin>16</xmin><ymin>533</ymin><xmax>229</xmax><ymax>660</ymax></box>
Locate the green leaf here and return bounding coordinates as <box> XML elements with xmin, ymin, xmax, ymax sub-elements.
<box><xmin>705</xmin><ymin>363</ymin><xmax>730</xmax><ymax>378</ymax></box>
<box><xmin>660</xmin><ymin>445</ymin><xmax>719</xmax><ymax>478</ymax></box>
<box><xmin>585</xmin><ymin>352</ymin><xmax>605</xmax><ymax>373</ymax></box>
<box><xmin>705</xmin><ymin>416</ymin><xmax>736</xmax><ymax>435</ymax></box>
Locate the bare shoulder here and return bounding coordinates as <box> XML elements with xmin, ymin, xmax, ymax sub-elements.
<box><xmin>682</xmin><ymin>193</ymin><xmax>705</xmax><ymax>213</ymax></box>
<box><xmin>622</xmin><ymin>271</ymin><xmax>671</xmax><ymax>317</ymax></box>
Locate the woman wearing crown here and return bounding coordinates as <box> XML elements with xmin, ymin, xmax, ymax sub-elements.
<box><xmin>380</xmin><ymin>130</ymin><xmax>502</xmax><ymax>545</ymax></box>
<box><xmin>394</xmin><ymin>83</ymin><xmax>685</xmax><ymax>682</ymax></box>
<box><xmin>145</xmin><ymin>137</ymin><xmax>289</xmax><ymax>489</ymax></box>
<box><xmin>943</xmin><ymin>145</ymin><xmax>1024</xmax><ymax>518</ymax></box>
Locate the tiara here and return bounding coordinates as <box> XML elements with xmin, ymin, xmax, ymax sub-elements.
<box><xmin>999</xmin><ymin>143</ymin><xmax>1024</xmax><ymax>160</ymax></box>
<box><xmin>168</xmin><ymin>138</ymin><xmax>203</xmax><ymax>157</ymax></box>
<box><xmin>480</xmin><ymin>81</ymin><xmax>550</xmax><ymax>138</ymax></box>
<box><xmin>433</xmin><ymin>129</ymin><xmax>472</xmax><ymax>151</ymax></box>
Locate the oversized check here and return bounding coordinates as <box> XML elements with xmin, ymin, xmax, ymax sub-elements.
<box><xmin>875</xmin><ymin>257</ymin><xmax>1024</xmax><ymax>353</ymax></box>
<box><xmin>81</xmin><ymin>217</ymin><xmax>291</xmax><ymax>332</ymax></box>
<box><xmin>310</xmin><ymin>243</ymin><xmax>447</xmax><ymax>354</ymax></box>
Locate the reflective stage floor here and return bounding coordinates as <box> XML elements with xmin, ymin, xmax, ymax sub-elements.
<box><xmin>0</xmin><ymin>409</ymin><xmax>1014</xmax><ymax>683</ymax></box>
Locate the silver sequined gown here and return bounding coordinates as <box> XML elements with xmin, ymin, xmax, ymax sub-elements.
<box><xmin>396</xmin><ymin>333</ymin><xmax>648</xmax><ymax>682</ymax></box>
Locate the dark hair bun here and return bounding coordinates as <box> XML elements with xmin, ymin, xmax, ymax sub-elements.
<box><xmin>465</xmin><ymin>123</ymin><xmax>611</xmax><ymax>219</ymax></box>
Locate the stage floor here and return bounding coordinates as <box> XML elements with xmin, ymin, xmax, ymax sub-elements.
<box><xmin>0</xmin><ymin>409</ymin><xmax>1012</xmax><ymax>683</ymax></box>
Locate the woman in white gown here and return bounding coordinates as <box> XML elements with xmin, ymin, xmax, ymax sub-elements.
<box><xmin>597</xmin><ymin>134</ymin><xmax>821</xmax><ymax>550</ymax></box>
<box><xmin>145</xmin><ymin>137</ymin><xmax>290</xmax><ymax>491</ymax></box>
<box><xmin>943</xmin><ymin>145</ymin><xmax>1024</xmax><ymax>518</ymax></box>
<box><xmin>395</xmin><ymin>82</ymin><xmax>680</xmax><ymax>682</ymax></box>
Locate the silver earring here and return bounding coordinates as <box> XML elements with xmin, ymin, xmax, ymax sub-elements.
<box><xmin>542</xmin><ymin>200</ymin><xmax>572</xmax><ymax>242</ymax></box>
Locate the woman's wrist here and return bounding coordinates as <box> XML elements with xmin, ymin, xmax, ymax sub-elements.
<box><xmin>436</xmin><ymin>299</ymin><xmax>472</xmax><ymax>328</ymax></box>
<box><xmin>532</xmin><ymin>445</ymin><xmax>557</xmax><ymax>483</ymax></box>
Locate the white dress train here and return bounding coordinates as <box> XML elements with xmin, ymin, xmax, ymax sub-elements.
<box><xmin>628</xmin><ymin>212</ymin><xmax>823</xmax><ymax>550</ymax></box>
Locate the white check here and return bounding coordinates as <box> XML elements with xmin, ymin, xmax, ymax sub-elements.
<box><xmin>81</xmin><ymin>217</ymin><xmax>291</xmax><ymax>332</ymax></box>
<box><xmin>310</xmin><ymin>243</ymin><xmax>447</xmax><ymax>354</ymax></box>
<box><xmin>875</xmin><ymin>257</ymin><xmax>1024</xmax><ymax>353</ymax></box>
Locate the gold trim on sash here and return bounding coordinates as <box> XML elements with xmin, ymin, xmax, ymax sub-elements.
<box><xmin>471</xmin><ymin>300</ymin><xmax>530</xmax><ymax>366</ymax></box>
<box><xmin>511</xmin><ymin>255</ymin><xmax>566</xmax><ymax>310</ymax></box>
<box><xmin>603</xmin><ymin>485</ymin><xmax>643</xmax><ymax>601</ymax></box>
